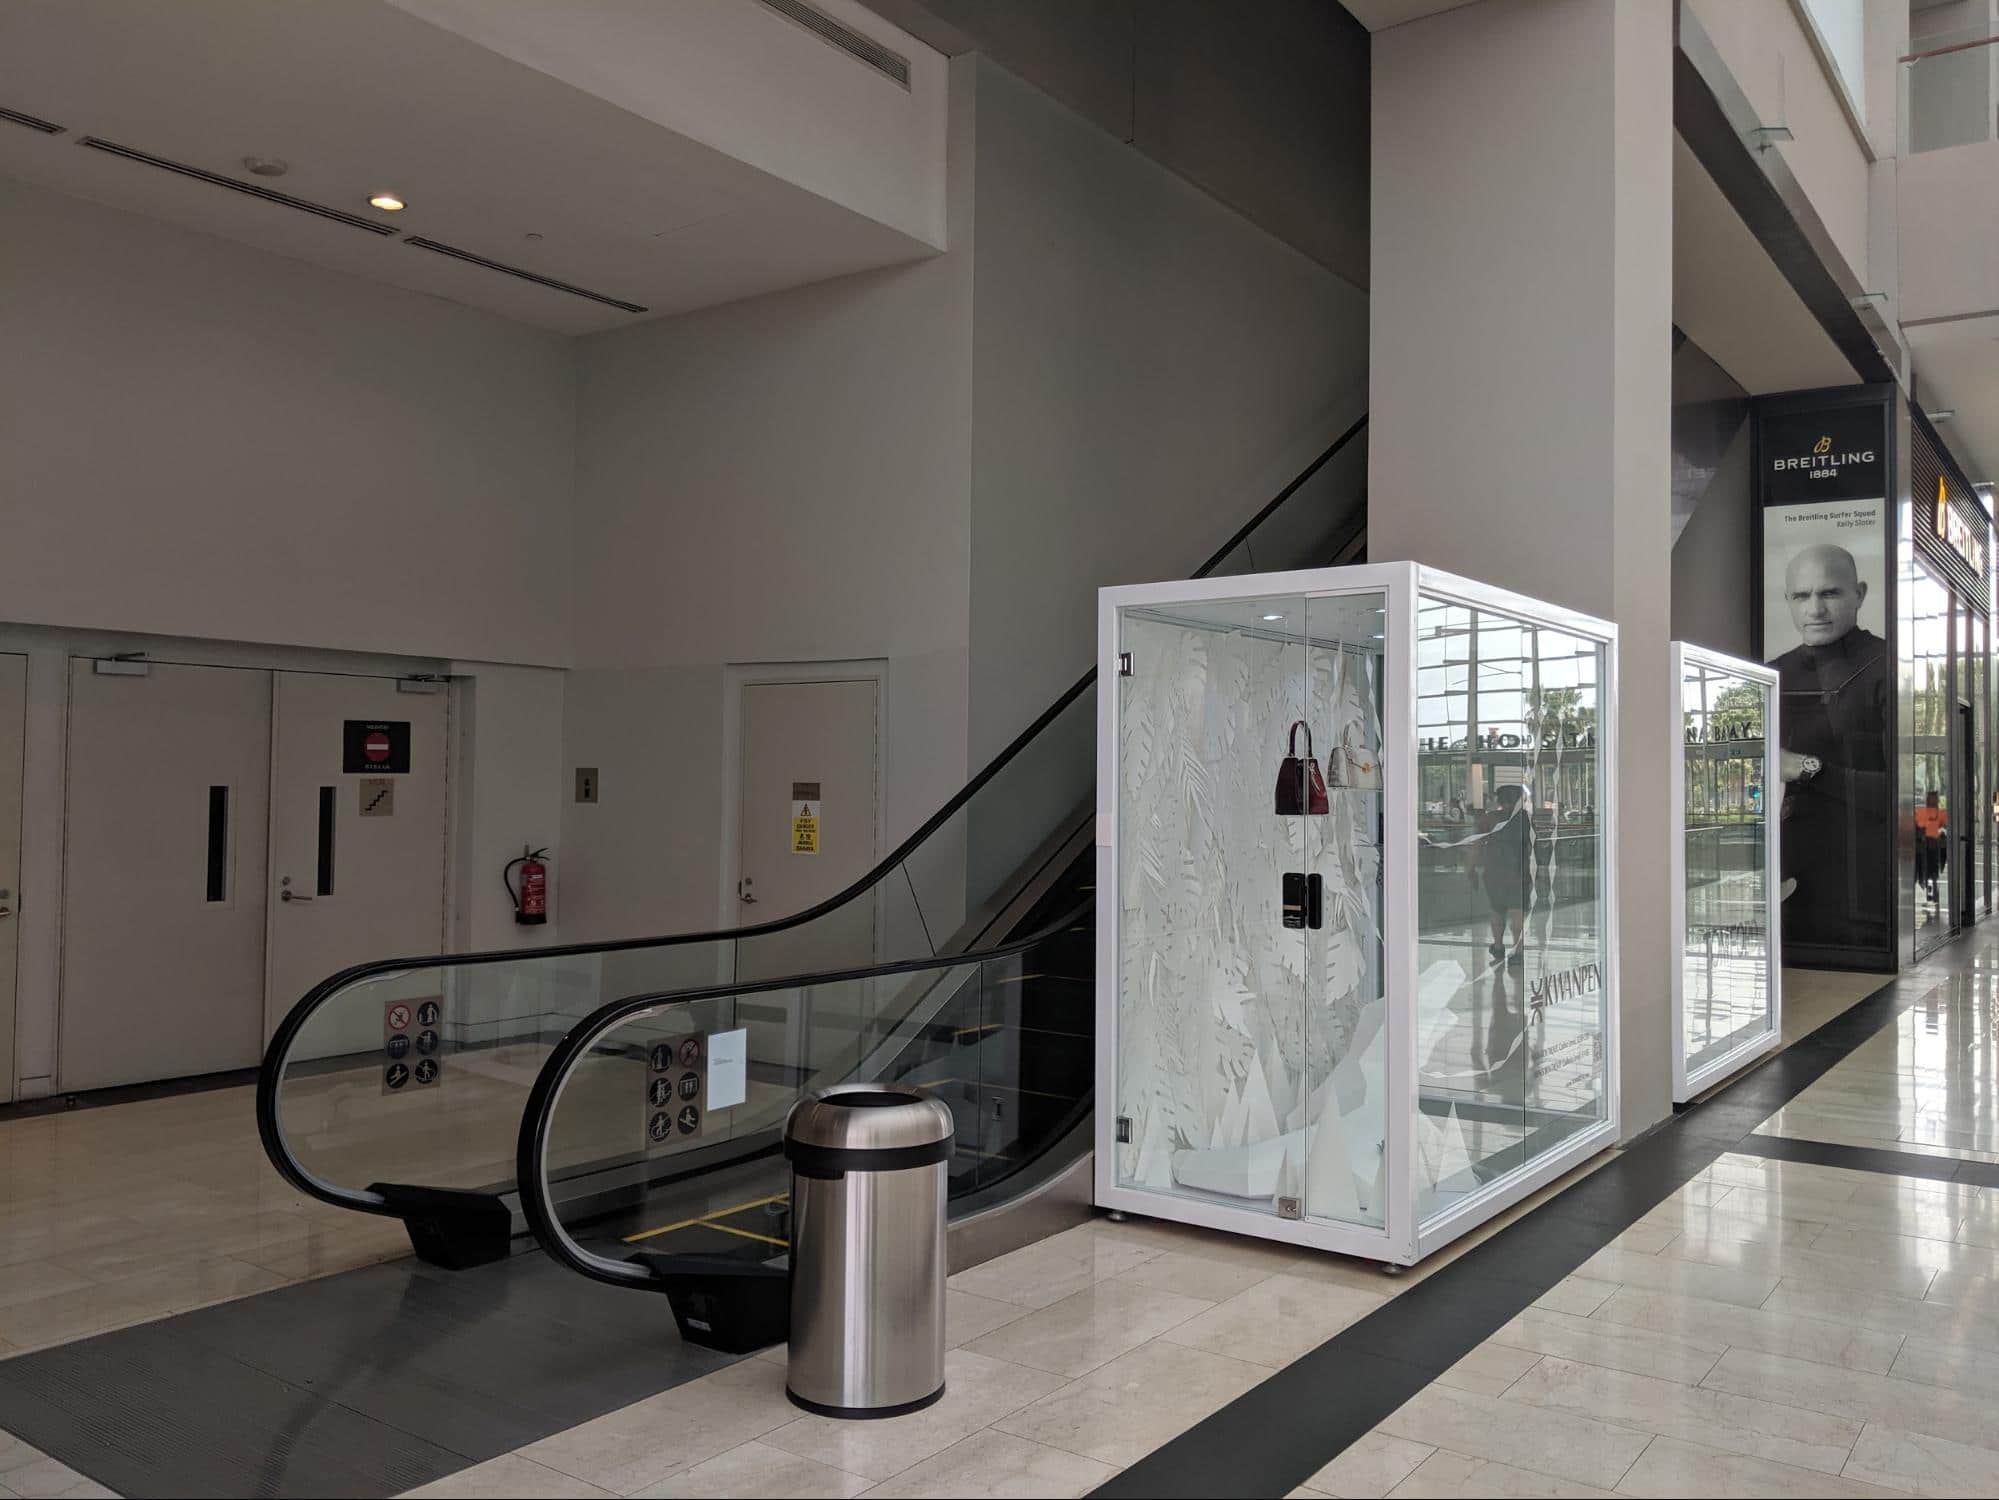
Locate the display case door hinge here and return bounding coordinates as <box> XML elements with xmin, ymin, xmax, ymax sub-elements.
<box><xmin>1117</xmin><ymin>652</ymin><xmax>1131</xmax><ymax>677</ymax></box>
<box><xmin>1115</xmin><ymin>1115</ymin><xmax>1132</xmax><ymax>1143</ymax></box>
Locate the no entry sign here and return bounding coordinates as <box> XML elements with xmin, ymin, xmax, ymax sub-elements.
<box><xmin>343</xmin><ymin>720</ymin><xmax>411</xmax><ymax>774</ymax></box>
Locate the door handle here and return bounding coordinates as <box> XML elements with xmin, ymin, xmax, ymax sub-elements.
<box><xmin>281</xmin><ymin>889</ymin><xmax>312</xmax><ymax>903</ymax></box>
<box><xmin>738</xmin><ymin>878</ymin><xmax>758</xmax><ymax>905</ymax></box>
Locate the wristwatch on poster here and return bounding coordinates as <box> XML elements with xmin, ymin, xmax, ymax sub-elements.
<box><xmin>1799</xmin><ymin>755</ymin><xmax>1822</xmax><ymax>781</ymax></box>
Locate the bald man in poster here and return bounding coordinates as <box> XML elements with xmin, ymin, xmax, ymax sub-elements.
<box><xmin>1769</xmin><ymin>542</ymin><xmax>1890</xmax><ymax>951</ymax></box>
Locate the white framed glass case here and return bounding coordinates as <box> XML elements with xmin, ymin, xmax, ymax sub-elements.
<box><xmin>1095</xmin><ymin>563</ymin><xmax>1620</xmax><ymax>1265</ymax></box>
<box><xmin>1669</xmin><ymin>642</ymin><xmax>1782</xmax><ymax>1102</ymax></box>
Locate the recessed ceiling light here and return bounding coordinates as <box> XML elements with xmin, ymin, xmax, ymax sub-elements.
<box><xmin>1262</xmin><ymin>613</ymin><xmax>1284</xmax><ymax>622</ymax></box>
<box><xmin>242</xmin><ymin>156</ymin><xmax>288</xmax><ymax>177</ymax></box>
<box><xmin>368</xmin><ymin>192</ymin><xmax>406</xmax><ymax>212</ymax></box>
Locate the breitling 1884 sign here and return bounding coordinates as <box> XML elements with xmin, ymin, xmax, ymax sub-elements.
<box><xmin>1756</xmin><ymin>389</ymin><xmax>1893</xmax><ymax>968</ymax></box>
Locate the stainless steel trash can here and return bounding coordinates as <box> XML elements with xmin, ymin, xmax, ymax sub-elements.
<box><xmin>783</xmin><ymin>1085</ymin><xmax>954</xmax><ymax>1418</ymax></box>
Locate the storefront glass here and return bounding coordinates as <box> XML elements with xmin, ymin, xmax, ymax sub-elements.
<box><xmin>1910</xmin><ymin>561</ymin><xmax>1952</xmax><ymax>957</ymax></box>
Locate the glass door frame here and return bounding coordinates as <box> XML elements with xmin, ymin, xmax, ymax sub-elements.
<box><xmin>1096</xmin><ymin>563</ymin><xmax>1621</xmax><ymax>1267</ymax></box>
<box><xmin>1667</xmin><ymin>642</ymin><xmax>1783</xmax><ymax>1103</ymax></box>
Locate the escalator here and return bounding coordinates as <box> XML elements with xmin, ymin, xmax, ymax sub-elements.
<box><xmin>256</xmin><ymin>413</ymin><xmax>1367</xmax><ymax>1272</ymax></box>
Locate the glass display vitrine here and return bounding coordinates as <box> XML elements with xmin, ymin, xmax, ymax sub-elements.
<box><xmin>1670</xmin><ymin>644</ymin><xmax>1782</xmax><ymax>1102</ymax></box>
<box><xmin>1095</xmin><ymin>563</ymin><xmax>1619</xmax><ymax>1265</ymax></box>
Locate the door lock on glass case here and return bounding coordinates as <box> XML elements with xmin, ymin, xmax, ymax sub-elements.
<box><xmin>1281</xmin><ymin>872</ymin><xmax>1323</xmax><ymax>929</ymax></box>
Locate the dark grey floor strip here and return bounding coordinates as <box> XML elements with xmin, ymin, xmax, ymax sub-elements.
<box><xmin>0</xmin><ymin>1249</ymin><xmax>730</xmax><ymax>1498</ymax></box>
<box><xmin>1731</xmin><ymin>1131</ymin><xmax>1999</xmax><ymax>1189</ymax></box>
<box><xmin>1094</xmin><ymin>943</ymin><xmax>1983</xmax><ymax>1499</ymax></box>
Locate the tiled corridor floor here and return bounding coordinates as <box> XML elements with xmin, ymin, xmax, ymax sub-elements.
<box><xmin>4</xmin><ymin>953</ymin><xmax>1998</xmax><ymax>1497</ymax></box>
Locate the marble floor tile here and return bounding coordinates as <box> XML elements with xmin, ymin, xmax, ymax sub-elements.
<box><xmin>517</xmin><ymin>1354</ymin><xmax>798</xmax><ymax>1494</ymax></box>
<box><xmin>1505</xmin><ymin>1355</ymin><xmax>1861</xmax><ymax>1474</ymax></box>
<box><xmin>1376</xmin><ymin>1383</ymin><xmax>1651</xmax><ymax>1489</ymax></box>
<box><xmin>1889</xmin><ymin>1334</ymin><xmax>1999</xmax><ymax>1400</ymax></box>
<box><xmin>629</xmin><ymin>1440</ymin><xmax>869</xmax><ymax>1498</ymax></box>
<box><xmin>1490</xmin><ymin>1307</ymin><xmax>1722</xmax><ymax>1385</ymax></box>
<box><xmin>1569</xmin><ymin>1247</ymin><xmax>1779</xmax><ymax>1310</ymax></box>
<box><xmin>859</xmin><ymin>1428</ymin><xmax>1117</xmax><ymax>1499</ymax></box>
<box><xmin>1114</xmin><ymin>1248</ymin><xmax>1282</xmax><ymax>1302</ymax></box>
<box><xmin>962</xmin><ymin>1278</ymin><xmax>1212</xmax><ymax>1378</ymax></box>
<box><xmin>759</xmin><ymin>1350</ymin><xmax>1066</xmax><ymax>1482</ymax></box>
<box><xmin>1701</xmin><ymin>1345</ymin><xmax>1999</xmax><ymax>1456</ymax></box>
<box><xmin>1807</xmin><ymin>1225</ymin><xmax>1999</xmax><ymax>1279</ymax></box>
<box><xmin>1301</xmin><ymin>1431</ymin><xmax>1434</xmax><ymax>1498</ymax></box>
<box><xmin>1380</xmin><ymin>1448</ymin><xmax>1615</xmax><ymax>1497</ymax></box>
<box><xmin>0</xmin><ymin>1262</ymin><xmax>95</xmax><ymax>1312</ymax></box>
<box><xmin>1160</xmin><ymin>1272</ymin><xmax>1386</xmax><ymax>1369</ymax></box>
<box><xmin>946</xmin><ymin>1225</ymin><xmax>1161</xmax><ymax>1311</ymax></box>
<box><xmin>1638</xmin><ymin>1197</ymin><xmax>1828</xmax><ymax>1247</ymax></box>
<box><xmin>1843</xmin><ymin>1421</ymin><xmax>1999</xmax><ymax>1495</ymax></box>
<box><xmin>993</xmin><ymin>1338</ymin><xmax>1267</xmax><ymax>1467</ymax></box>
<box><xmin>946</xmin><ymin>1289</ymin><xmax>1033</xmax><ymax>1349</ymax></box>
<box><xmin>399</xmin><ymin>1454</ymin><xmax>616</xmax><ymax>1498</ymax></box>
<box><xmin>1723</xmin><ymin>1183</ymin><xmax>1968</xmax><ymax>1240</ymax></box>
<box><xmin>1590</xmin><ymin>1285</ymin><xmax>1903</xmax><ymax>1374</ymax></box>
<box><xmin>1597</xmin><ymin>1222</ymin><xmax>1677</xmax><ymax>1257</ymax></box>
<box><xmin>1613</xmin><ymin>1436</ymin><xmax>1904</xmax><ymax>1498</ymax></box>
<box><xmin>1434</xmin><ymin>1343</ymin><xmax>1541</xmax><ymax>1397</ymax></box>
<box><xmin>1765</xmin><ymin>1278</ymin><xmax>1999</xmax><ymax>1346</ymax></box>
<box><xmin>1092</xmin><ymin>1214</ymin><xmax>1308</xmax><ymax>1271</ymax></box>
<box><xmin>1652</xmin><ymin>1230</ymin><xmax>1940</xmax><ymax>1300</ymax></box>
<box><xmin>1532</xmin><ymin>1278</ymin><xmax>1619</xmax><ymax>1317</ymax></box>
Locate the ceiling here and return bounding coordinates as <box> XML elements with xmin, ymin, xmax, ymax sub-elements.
<box><xmin>0</xmin><ymin>0</ymin><xmax>935</xmax><ymax>335</ymax></box>
<box><xmin>1672</xmin><ymin>135</ymin><xmax>1859</xmax><ymax>396</ymax></box>
<box><xmin>1336</xmin><ymin>0</ymin><xmax>1482</xmax><ymax>31</ymax></box>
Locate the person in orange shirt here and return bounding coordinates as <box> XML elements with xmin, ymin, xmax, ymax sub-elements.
<box><xmin>1915</xmin><ymin>790</ymin><xmax>1947</xmax><ymax>904</ymax></box>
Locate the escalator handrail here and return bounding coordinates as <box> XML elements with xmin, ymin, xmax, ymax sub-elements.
<box><xmin>257</xmin><ymin>412</ymin><xmax>1366</xmax><ymax>1213</ymax></box>
<box><xmin>514</xmin><ymin>896</ymin><xmax>1097</xmax><ymax>1290</ymax></box>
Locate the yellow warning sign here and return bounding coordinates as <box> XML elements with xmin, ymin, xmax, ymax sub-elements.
<box><xmin>791</xmin><ymin>803</ymin><xmax>820</xmax><ymax>854</ymax></box>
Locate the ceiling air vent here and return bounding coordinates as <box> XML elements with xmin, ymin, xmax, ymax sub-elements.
<box><xmin>0</xmin><ymin>106</ymin><xmax>66</xmax><ymax>135</ymax></box>
<box><xmin>757</xmin><ymin>0</ymin><xmax>910</xmax><ymax>89</ymax></box>
<box><xmin>402</xmin><ymin>237</ymin><xmax>647</xmax><ymax>314</ymax></box>
<box><xmin>75</xmin><ymin>137</ymin><xmax>396</xmax><ymax>234</ymax></box>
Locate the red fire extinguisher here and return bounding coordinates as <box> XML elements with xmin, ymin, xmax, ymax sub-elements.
<box><xmin>505</xmin><ymin>846</ymin><xmax>549</xmax><ymax>926</ymax></box>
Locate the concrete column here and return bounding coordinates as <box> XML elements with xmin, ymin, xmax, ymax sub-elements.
<box><xmin>1369</xmin><ymin>0</ymin><xmax>1676</xmax><ymax>1135</ymax></box>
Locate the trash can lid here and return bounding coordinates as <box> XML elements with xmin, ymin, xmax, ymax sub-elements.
<box><xmin>784</xmin><ymin>1085</ymin><xmax>955</xmax><ymax>1153</ymax></box>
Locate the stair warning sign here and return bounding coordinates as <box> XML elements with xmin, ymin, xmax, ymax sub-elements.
<box><xmin>790</xmin><ymin>781</ymin><xmax>821</xmax><ymax>855</ymax></box>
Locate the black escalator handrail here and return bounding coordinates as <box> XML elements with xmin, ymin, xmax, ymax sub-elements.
<box><xmin>257</xmin><ymin>413</ymin><xmax>1367</xmax><ymax>1214</ymax></box>
<box><xmin>515</xmin><ymin>896</ymin><xmax>1097</xmax><ymax>1290</ymax></box>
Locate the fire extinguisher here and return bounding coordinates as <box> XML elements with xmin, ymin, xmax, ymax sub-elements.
<box><xmin>505</xmin><ymin>845</ymin><xmax>549</xmax><ymax>926</ymax></box>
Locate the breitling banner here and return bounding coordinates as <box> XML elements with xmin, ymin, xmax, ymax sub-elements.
<box><xmin>1757</xmin><ymin>393</ymin><xmax>1893</xmax><ymax>965</ymax></box>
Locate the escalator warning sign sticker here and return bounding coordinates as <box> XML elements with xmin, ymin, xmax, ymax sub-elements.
<box><xmin>791</xmin><ymin>783</ymin><xmax>822</xmax><ymax>855</ymax></box>
<box><xmin>383</xmin><ymin>996</ymin><xmax>446</xmax><ymax>1095</ymax></box>
<box><xmin>645</xmin><ymin>1030</ymin><xmax>706</xmax><ymax>1152</ymax></box>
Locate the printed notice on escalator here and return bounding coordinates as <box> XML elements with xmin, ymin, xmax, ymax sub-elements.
<box><xmin>708</xmin><ymin>1028</ymin><xmax>748</xmax><ymax>1111</ymax></box>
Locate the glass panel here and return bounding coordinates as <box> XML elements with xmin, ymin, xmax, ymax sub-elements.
<box><xmin>1114</xmin><ymin>594</ymin><xmax>1309</xmax><ymax>1219</ymax></box>
<box><xmin>1303</xmin><ymin>592</ymin><xmax>1388</xmax><ymax>1228</ymax></box>
<box><xmin>1911</xmin><ymin>561</ymin><xmax>1952</xmax><ymax>956</ymax></box>
<box><xmin>1415</xmin><ymin>596</ymin><xmax>1607</xmax><ymax>1225</ymax></box>
<box><xmin>1679</xmin><ymin>657</ymin><xmax>1774</xmax><ymax>1079</ymax></box>
<box><xmin>1906</xmin><ymin>26</ymin><xmax>1994</xmax><ymax>155</ymax></box>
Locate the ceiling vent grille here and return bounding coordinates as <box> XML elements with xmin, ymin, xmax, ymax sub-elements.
<box><xmin>757</xmin><ymin>0</ymin><xmax>910</xmax><ymax>89</ymax></box>
<box><xmin>75</xmin><ymin>137</ymin><xmax>396</xmax><ymax>234</ymax></box>
<box><xmin>402</xmin><ymin>237</ymin><xmax>647</xmax><ymax>314</ymax></box>
<box><xmin>0</xmin><ymin>106</ymin><xmax>66</xmax><ymax>135</ymax></box>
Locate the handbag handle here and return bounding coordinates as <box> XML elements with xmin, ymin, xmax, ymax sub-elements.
<box><xmin>1288</xmin><ymin>720</ymin><xmax>1313</xmax><ymax>759</ymax></box>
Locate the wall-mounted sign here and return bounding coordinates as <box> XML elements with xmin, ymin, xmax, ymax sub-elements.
<box><xmin>790</xmin><ymin>780</ymin><xmax>821</xmax><ymax>855</ymax></box>
<box><xmin>1756</xmin><ymin>392</ymin><xmax>1892</xmax><ymax>966</ymax></box>
<box><xmin>359</xmin><ymin>778</ymin><xmax>395</xmax><ymax>817</ymax></box>
<box><xmin>343</xmin><ymin>720</ymin><xmax>411</xmax><ymax>774</ymax></box>
<box><xmin>1935</xmin><ymin>475</ymin><xmax>1986</xmax><ymax>577</ymax></box>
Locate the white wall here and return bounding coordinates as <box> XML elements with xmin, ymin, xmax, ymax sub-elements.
<box><xmin>449</xmin><ymin>661</ymin><xmax>568</xmax><ymax>952</ymax></box>
<box><xmin>0</xmin><ymin>177</ymin><xmax>577</xmax><ymax>667</ymax></box>
<box><xmin>1688</xmin><ymin>0</ymin><xmax>1874</xmax><ymax>284</ymax></box>
<box><xmin>558</xmin><ymin>53</ymin><xmax>977</xmax><ymax>946</ymax></box>
<box><xmin>966</xmin><ymin>58</ymin><xmax>1369</xmax><ymax>764</ymax></box>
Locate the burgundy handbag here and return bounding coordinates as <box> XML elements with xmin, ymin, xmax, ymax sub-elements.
<box><xmin>1275</xmin><ymin>721</ymin><xmax>1330</xmax><ymax>816</ymax></box>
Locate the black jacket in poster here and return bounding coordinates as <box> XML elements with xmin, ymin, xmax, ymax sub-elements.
<box><xmin>1773</xmin><ymin>626</ymin><xmax>1890</xmax><ymax>951</ymax></box>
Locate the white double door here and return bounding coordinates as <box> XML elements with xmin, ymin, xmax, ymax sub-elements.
<box><xmin>60</xmin><ymin>663</ymin><xmax>446</xmax><ymax>1092</ymax></box>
